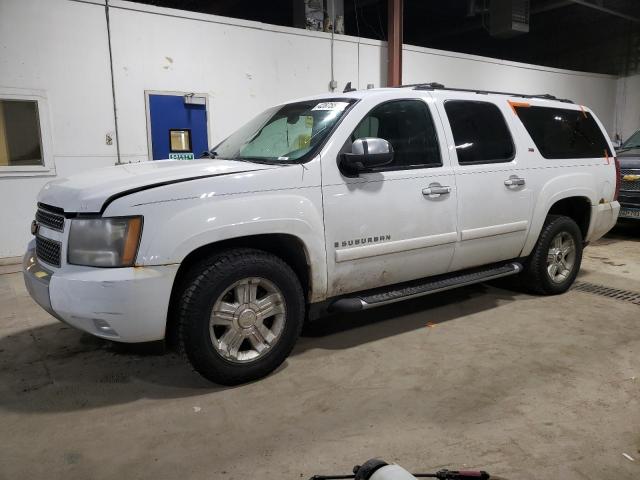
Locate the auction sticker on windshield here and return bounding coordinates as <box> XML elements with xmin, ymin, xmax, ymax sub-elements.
<box><xmin>312</xmin><ymin>102</ymin><xmax>350</xmax><ymax>111</ymax></box>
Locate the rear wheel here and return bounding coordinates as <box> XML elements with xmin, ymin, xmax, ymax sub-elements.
<box><xmin>177</xmin><ymin>249</ymin><xmax>305</xmax><ymax>385</ymax></box>
<box><xmin>522</xmin><ymin>215</ymin><xmax>583</xmax><ymax>295</ymax></box>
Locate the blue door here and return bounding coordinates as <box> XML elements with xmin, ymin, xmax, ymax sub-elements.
<box><xmin>148</xmin><ymin>93</ymin><xmax>209</xmax><ymax>160</ymax></box>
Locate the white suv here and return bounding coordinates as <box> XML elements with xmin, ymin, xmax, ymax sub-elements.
<box><xmin>24</xmin><ymin>84</ymin><xmax>621</xmax><ymax>384</ymax></box>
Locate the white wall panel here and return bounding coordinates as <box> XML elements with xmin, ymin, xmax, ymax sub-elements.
<box><xmin>615</xmin><ymin>73</ymin><xmax>640</xmax><ymax>141</ymax></box>
<box><xmin>110</xmin><ymin>7</ymin><xmax>336</xmax><ymax>155</ymax></box>
<box><xmin>0</xmin><ymin>0</ymin><xmax>115</xmax><ymax>257</ymax></box>
<box><xmin>358</xmin><ymin>40</ymin><xmax>387</xmax><ymax>90</ymax></box>
<box><xmin>403</xmin><ymin>46</ymin><xmax>617</xmax><ymax>135</ymax></box>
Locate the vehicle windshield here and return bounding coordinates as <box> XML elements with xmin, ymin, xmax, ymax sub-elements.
<box><xmin>211</xmin><ymin>99</ymin><xmax>355</xmax><ymax>163</ymax></box>
<box><xmin>621</xmin><ymin>130</ymin><xmax>640</xmax><ymax>150</ymax></box>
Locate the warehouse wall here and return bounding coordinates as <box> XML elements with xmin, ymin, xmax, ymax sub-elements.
<box><xmin>0</xmin><ymin>0</ymin><xmax>116</xmax><ymax>259</ymax></box>
<box><xmin>614</xmin><ymin>73</ymin><xmax>640</xmax><ymax>142</ymax></box>
<box><xmin>111</xmin><ymin>1</ymin><xmax>618</xmax><ymax>160</ymax></box>
<box><xmin>108</xmin><ymin>1</ymin><xmax>387</xmax><ymax>161</ymax></box>
<box><xmin>403</xmin><ymin>45</ymin><xmax>618</xmax><ymax>134</ymax></box>
<box><xmin>0</xmin><ymin>0</ymin><xmax>622</xmax><ymax>258</ymax></box>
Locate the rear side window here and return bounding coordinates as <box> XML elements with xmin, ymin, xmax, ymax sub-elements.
<box><xmin>514</xmin><ymin>106</ymin><xmax>612</xmax><ymax>159</ymax></box>
<box><xmin>444</xmin><ymin>100</ymin><xmax>515</xmax><ymax>165</ymax></box>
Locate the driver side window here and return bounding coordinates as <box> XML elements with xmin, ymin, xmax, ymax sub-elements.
<box><xmin>351</xmin><ymin>99</ymin><xmax>441</xmax><ymax>170</ymax></box>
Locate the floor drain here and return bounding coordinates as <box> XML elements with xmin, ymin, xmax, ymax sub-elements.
<box><xmin>572</xmin><ymin>281</ymin><xmax>640</xmax><ymax>306</ymax></box>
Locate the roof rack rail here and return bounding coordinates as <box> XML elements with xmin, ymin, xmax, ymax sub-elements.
<box><xmin>398</xmin><ymin>82</ymin><xmax>574</xmax><ymax>103</ymax></box>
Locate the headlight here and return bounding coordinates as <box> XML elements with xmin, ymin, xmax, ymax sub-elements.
<box><xmin>68</xmin><ymin>216</ymin><xmax>143</xmax><ymax>267</ymax></box>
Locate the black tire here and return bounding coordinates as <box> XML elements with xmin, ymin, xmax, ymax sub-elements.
<box><xmin>177</xmin><ymin>248</ymin><xmax>305</xmax><ymax>385</ymax></box>
<box><xmin>522</xmin><ymin>215</ymin><xmax>583</xmax><ymax>295</ymax></box>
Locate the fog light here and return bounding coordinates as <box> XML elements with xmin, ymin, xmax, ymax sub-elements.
<box><xmin>93</xmin><ymin>319</ymin><xmax>118</xmax><ymax>337</ymax></box>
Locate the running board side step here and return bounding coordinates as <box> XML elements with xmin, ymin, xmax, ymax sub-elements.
<box><xmin>329</xmin><ymin>262</ymin><xmax>523</xmax><ymax>312</ymax></box>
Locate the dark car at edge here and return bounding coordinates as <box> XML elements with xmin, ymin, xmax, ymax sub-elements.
<box><xmin>618</xmin><ymin>130</ymin><xmax>640</xmax><ymax>221</ymax></box>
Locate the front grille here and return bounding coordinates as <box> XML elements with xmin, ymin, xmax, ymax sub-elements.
<box><xmin>620</xmin><ymin>169</ymin><xmax>640</xmax><ymax>192</ymax></box>
<box><xmin>36</xmin><ymin>207</ymin><xmax>65</xmax><ymax>231</ymax></box>
<box><xmin>36</xmin><ymin>236</ymin><xmax>61</xmax><ymax>267</ymax></box>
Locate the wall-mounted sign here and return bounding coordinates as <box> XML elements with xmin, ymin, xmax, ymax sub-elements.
<box><xmin>169</xmin><ymin>152</ymin><xmax>195</xmax><ymax>160</ymax></box>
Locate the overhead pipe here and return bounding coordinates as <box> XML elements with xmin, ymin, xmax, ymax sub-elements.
<box><xmin>105</xmin><ymin>0</ymin><xmax>122</xmax><ymax>165</ymax></box>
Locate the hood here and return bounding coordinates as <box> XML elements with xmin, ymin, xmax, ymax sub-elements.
<box><xmin>38</xmin><ymin>159</ymin><xmax>276</xmax><ymax>213</ymax></box>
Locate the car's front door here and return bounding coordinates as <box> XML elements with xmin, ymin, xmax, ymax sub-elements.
<box><xmin>321</xmin><ymin>96</ymin><xmax>458</xmax><ymax>297</ymax></box>
<box><xmin>436</xmin><ymin>96</ymin><xmax>533</xmax><ymax>271</ymax></box>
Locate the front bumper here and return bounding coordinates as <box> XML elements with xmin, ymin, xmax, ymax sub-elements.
<box><xmin>23</xmin><ymin>243</ymin><xmax>179</xmax><ymax>342</ymax></box>
<box><xmin>23</xmin><ymin>249</ymin><xmax>62</xmax><ymax>321</ymax></box>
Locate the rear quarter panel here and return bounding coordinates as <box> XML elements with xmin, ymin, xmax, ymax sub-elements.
<box><xmin>517</xmin><ymin>104</ymin><xmax>618</xmax><ymax>255</ymax></box>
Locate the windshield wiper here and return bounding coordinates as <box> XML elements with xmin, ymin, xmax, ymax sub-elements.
<box><xmin>234</xmin><ymin>157</ymin><xmax>283</xmax><ymax>165</ymax></box>
<box><xmin>200</xmin><ymin>150</ymin><xmax>219</xmax><ymax>159</ymax></box>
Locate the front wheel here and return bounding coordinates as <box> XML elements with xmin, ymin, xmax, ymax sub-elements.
<box><xmin>177</xmin><ymin>249</ymin><xmax>305</xmax><ymax>385</ymax></box>
<box><xmin>522</xmin><ymin>215</ymin><xmax>583</xmax><ymax>295</ymax></box>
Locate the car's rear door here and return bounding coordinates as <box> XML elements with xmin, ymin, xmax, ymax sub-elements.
<box><xmin>434</xmin><ymin>93</ymin><xmax>533</xmax><ymax>271</ymax></box>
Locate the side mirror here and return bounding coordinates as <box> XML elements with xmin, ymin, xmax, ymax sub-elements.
<box><xmin>341</xmin><ymin>138</ymin><xmax>394</xmax><ymax>174</ymax></box>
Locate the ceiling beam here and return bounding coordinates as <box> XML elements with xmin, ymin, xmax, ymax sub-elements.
<box><xmin>531</xmin><ymin>1</ymin><xmax>573</xmax><ymax>14</ymax></box>
<box><xmin>570</xmin><ymin>0</ymin><xmax>640</xmax><ymax>23</ymax></box>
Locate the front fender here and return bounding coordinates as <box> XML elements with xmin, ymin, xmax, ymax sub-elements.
<box><xmin>136</xmin><ymin>189</ymin><xmax>327</xmax><ymax>302</ymax></box>
<box><xmin>521</xmin><ymin>174</ymin><xmax>597</xmax><ymax>257</ymax></box>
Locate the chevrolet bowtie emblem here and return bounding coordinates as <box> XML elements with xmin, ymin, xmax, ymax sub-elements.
<box><xmin>623</xmin><ymin>174</ymin><xmax>640</xmax><ymax>181</ymax></box>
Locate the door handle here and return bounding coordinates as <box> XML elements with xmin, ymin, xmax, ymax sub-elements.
<box><xmin>422</xmin><ymin>184</ymin><xmax>451</xmax><ymax>197</ymax></box>
<box><xmin>504</xmin><ymin>177</ymin><xmax>525</xmax><ymax>187</ymax></box>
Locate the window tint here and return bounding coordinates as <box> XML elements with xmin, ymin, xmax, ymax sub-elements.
<box><xmin>0</xmin><ymin>99</ymin><xmax>43</xmax><ymax>167</ymax></box>
<box><xmin>351</xmin><ymin>99</ymin><xmax>441</xmax><ymax>169</ymax></box>
<box><xmin>444</xmin><ymin>101</ymin><xmax>514</xmax><ymax>165</ymax></box>
<box><xmin>515</xmin><ymin>106</ymin><xmax>611</xmax><ymax>159</ymax></box>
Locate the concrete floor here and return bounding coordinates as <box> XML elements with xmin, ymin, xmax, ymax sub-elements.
<box><xmin>1</xmin><ymin>223</ymin><xmax>639</xmax><ymax>480</ymax></box>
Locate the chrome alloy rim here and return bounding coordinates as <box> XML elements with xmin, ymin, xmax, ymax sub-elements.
<box><xmin>209</xmin><ymin>277</ymin><xmax>286</xmax><ymax>363</ymax></box>
<box><xmin>546</xmin><ymin>232</ymin><xmax>576</xmax><ymax>284</ymax></box>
